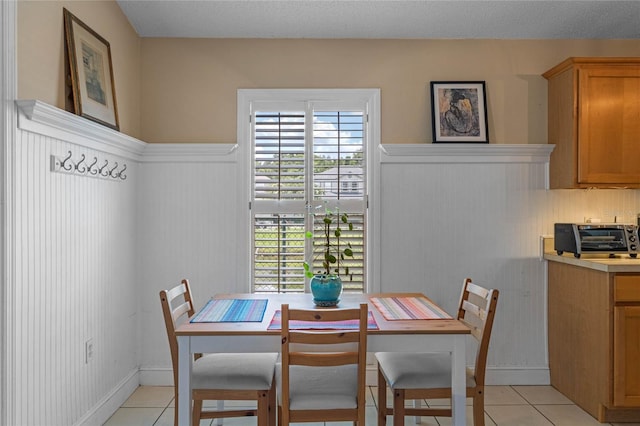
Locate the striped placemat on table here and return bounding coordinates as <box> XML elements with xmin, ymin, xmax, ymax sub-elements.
<box><xmin>267</xmin><ymin>310</ymin><xmax>379</xmax><ymax>330</ymax></box>
<box><xmin>371</xmin><ymin>296</ymin><xmax>452</xmax><ymax>320</ymax></box>
<box><xmin>190</xmin><ymin>299</ymin><xmax>268</xmax><ymax>323</ymax></box>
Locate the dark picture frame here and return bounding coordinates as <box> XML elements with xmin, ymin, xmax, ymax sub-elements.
<box><xmin>430</xmin><ymin>81</ymin><xmax>488</xmax><ymax>143</ymax></box>
<box><xmin>63</xmin><ymin>8</ymin><xmax>119</xmax><ymax>130</ymax></box>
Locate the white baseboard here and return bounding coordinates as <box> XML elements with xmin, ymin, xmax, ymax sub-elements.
<box><xmin>141</xmin><ymin>365</ymin><xmax>550</xmax><ymax>388</ymax></box>
<box><xmin>485</xmin><ymin>366</ymin><xmax>550</xmax><ymax>386</ymax></box>
<box><xmin>74</xmin><ymin>369</ymin><xmax>140</xmax><ymax>426</ymax></box>
<box><xmin>139</xmin><ymin>366</ymin><xmax>174</xmax><ymax>386</ymax></box>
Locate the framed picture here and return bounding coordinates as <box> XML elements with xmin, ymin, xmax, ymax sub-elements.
<box><xmin>64</xmin><ymin>8</ymin><xmax>119</xmax><ymax>130</ymax></box>
<box><xmin>430</xmin><ymin>81</ymin><xmax>488</xmax><ymax>143</ymax></box>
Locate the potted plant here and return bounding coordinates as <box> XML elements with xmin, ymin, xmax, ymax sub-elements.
<box><xmin>303</xmin><ymin>207</ymin><xmax>355</xmax><ymax>306</ymax></box>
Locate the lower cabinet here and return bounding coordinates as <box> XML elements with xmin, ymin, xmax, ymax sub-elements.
<box><xmin>548</xmin><ymin>263</ymin><xmax>640</xmax><ymax>422</ymax></box>
<box><xmin>613</xmin><ymin>275</ymin><xmax>640</xmax><ymax>407</ymax></box>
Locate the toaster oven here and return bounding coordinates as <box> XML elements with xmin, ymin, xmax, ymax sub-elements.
<box><xmin>554</xmin><ymin>223</ymin><xmax>639</xmax><ymax>258</ymax></box>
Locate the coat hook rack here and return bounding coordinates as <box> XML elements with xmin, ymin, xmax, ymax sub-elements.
<box><xmin>50</xmin><ymin>151</ymin><xmax>128</xmax><ymax>181</ymax></box>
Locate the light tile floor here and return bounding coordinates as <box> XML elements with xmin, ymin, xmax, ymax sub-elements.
<box><xmin>104</xmin><ymin>385</ymin><xmax>640</xmax><ymax>426</ymax></box>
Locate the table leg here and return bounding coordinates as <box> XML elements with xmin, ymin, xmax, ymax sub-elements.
<box><xmin>177</xmin><ymin>335</ymin><xmax>192</xmax><ymax>425</ymax></box>
<box><xmin>451</xmin><ymin>335</ymin><xmax>466</xmax><ymax>426</ymax></box>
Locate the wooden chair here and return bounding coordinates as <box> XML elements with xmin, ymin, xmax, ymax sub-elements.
<box><xmin>376</xmin><ymin>278</ymin><xmax>499</xmax><ymax>426</ymax></box>
<box><xmin>160</xmin><ymin>279</ymin><xmax>278</xmax><ymax>426</ymax></box>
<box><xmin>277</xmin><ymin>303</ymin><xmax>368</xmax><ymax>426</ymax></box>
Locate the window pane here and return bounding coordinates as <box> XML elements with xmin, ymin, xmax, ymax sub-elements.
<box><xmin>253</xmin><ymin>214</ymin><xmax>305</xmax><ymax>293</ymax></box>
<box><xmin>254</xmin><ymin>112</ymin><xmax>305</xmax><ymax>200</ymax></box>
<box><xmin>313</xmin><ymin>111</ymin><xmax>364</xmax><ymax>200</ymax></box>
<box><xmin>308</xmin><ymin>212</ymin><xmax>365</xmax><ymax>292</ymax></box>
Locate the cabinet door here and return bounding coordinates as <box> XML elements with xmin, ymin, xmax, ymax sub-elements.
<box><xmin>578</xmin><ymin>67</ymin><xmax>640</xmax><ymax>185</ymax></box>
<box><xmin>614</xmin><ymin>305</ymin><xmax>640</xmax><ymax>406</ymax></box>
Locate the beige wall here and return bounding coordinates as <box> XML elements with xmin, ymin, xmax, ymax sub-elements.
<box><xmin>140</xmin><ymin>38</ymin><xmax>640</xmax><ymax>144</ymax></box>
<box><xmin>16</xmin><ymin>1</ymin><xmax>640</xmax><ymax>144</ymax></box>
<box><xmin>18</xmin><ymin>0</ymin><xmax>141</xmax><ymax>137</ymax></box>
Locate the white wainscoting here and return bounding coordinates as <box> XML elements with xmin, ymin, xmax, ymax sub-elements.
<box><xmin>137</xmin><ymin>143</ymin><xmax>242</xmax><ymax>381</ymax></box>
<box><xmin>8</xmin><ymin>101</ymin><xmax>143</xmax><ymax>426</ymax></box>
<box><xmin>379</xmin><ymin>144</ymin><xmax>554</xmax><ymax>385</ymax></box>
<box><xmin>377</xmin><ymin>144</ymin><xmax>640</xmax><ymax>385</ymax></box>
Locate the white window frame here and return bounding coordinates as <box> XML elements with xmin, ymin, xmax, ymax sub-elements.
<box><xmin>236</xmin><ymin>89</ymin><xmax>381</xmax><ymax>294</ymax></box>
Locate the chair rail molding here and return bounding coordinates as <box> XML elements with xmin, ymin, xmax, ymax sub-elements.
<box><xmin>380</xmin><ymin>143</ymin><xmax>555</xmax><ymax>164</ymax></box>
<box><xmin>16</xmin><ymin>100</ymin><xmax>146</xmax><ymax>159</ymax></box>
<box><xmin>142</xmin><ymin>143</ymin><xmax>238</xmax><ymax>163</ymax></box>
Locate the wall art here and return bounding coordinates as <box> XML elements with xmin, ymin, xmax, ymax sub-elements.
<box><xmin>430</xmin><ymin>81</ymin><xmax>488</xmax><ymax>143</ymax></box>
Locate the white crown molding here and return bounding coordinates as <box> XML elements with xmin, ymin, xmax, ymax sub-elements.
<box><xmin>141</xmin><ymin>143</ymin><xmax>238</xmax><ymax>163</ymax></box>
<box><xmin>379</xmin><ymin>143</ymin><xmax>555</xmax><ymax>164</ymax></box>
<box><xmin>16</xmin><ymin>100</ymin><xmax>146</xmax><ymax>160</ymax></box>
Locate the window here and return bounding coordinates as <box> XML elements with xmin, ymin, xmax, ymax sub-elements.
<box><xmin>245</xmin><ymin>91</ymin><xmax>376</xmax><ymax>294</ymax></box>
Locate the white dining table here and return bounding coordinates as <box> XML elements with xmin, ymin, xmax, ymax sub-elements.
<box><xmin>176</xmin><ymin>292</ymin><xmax>471</xmax><ymax>426</ymax></box>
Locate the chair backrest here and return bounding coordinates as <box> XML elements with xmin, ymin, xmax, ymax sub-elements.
<box><xmin>159</xmin><ymin>279</ymin><xmax>196</xmax><ymax>388</ymax></box>
<box><xmin>456</xmin><ymin>278</ymin><xmax>499</xmax><ymax>387</ymax></box>
<box><xmin>280</xmin><ymin>303</ymin><xmax>368</xmax><ymax>416</ymax></box>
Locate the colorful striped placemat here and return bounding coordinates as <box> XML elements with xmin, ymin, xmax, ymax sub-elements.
<box><xmin>371</xmin><ymin>296</ymin><xmax>452</xmax><ymax>320</ymax></box>
<box><xmin>190</xmin><ymin>299</ymin><xmax>268</xmax><ymax>323</ymax></box>
<box><xmin>267</xmin><ymin>310</ymin><xmax>379</xmax><ymax>330</ymax></box>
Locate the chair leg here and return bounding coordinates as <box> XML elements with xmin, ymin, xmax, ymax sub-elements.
<box><xmin>173</xmin><ymin>397</ymin><xmax>178</xmax><ymax>426</ymax></box>
<box><xmin>393</xmin><ymin>389</ymin><xmax>405</xmax><ymax>426</ymax></box>
<box><xmin>473</xmin><ymin>390</ymin><xmax>485</xmax><ymax>426</ymax></box>
<box><xmin>280</xmin><ymin>403</ymin><xmax>289</xmax><ymax>426</ymax></box>
<box><xmin>192</xmin><ymin>399</ymin><xmax>203</xmax><ymax>426</ymax></box>
<box><xmin>257</xmin><ymin>390</ymin><xmax>269</xmax><ymax>426</ymax></box>
<box><xmin>378</xmin><ymin>367</ymin><xmax>387</xmax><ymax>426</ymax></box>
<box><xmin>268</xmin><ymin>382</ymin><xmax>276</xmax><ymax>426</ymax></box>
<box><xmin>277</xmin><ymin>404</ymin><xmax>283</xmax><ymax>426</ymax></box>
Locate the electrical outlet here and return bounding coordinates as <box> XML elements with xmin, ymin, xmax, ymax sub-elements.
<box><xmin>85</xmin><ymin>339</ymin><xmax>94</xmax><ymax>364</ymax></box>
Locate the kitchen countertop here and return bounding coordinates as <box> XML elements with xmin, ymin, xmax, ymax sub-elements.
<box><xmin>543</xmin><ymin>251</ymin><xmax>640</xmax><ymax>273</ymax></box>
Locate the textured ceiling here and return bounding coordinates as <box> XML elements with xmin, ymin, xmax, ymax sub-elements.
<box><xmin>116</xmin><ymin>0</ymin><xmax>640</xmax><ymax>39</ymax></box>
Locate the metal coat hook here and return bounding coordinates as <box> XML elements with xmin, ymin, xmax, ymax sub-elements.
<box><xmin>118</xmin><ymin>164</ymin><xmax>127</xmax><ymax>180</ymax></box>
<box><xmin>98</xmin><ymin>159</ymin><xmax>109</xmax><ymax>177</ymax></box>
<box><xmin>75</xmin><ymin>154</ymin><xmax>87</xmax><ymax>174</ymax></box>
<box><xmin>88</xmin><ymin>157</ymin><xmax>98</xmax><ymax>175</ymax></box>
<box><xmin>109</xmin><ymin>162</ymin><xmax>119</xmax><ymax>178</ymax></box>
<box><xmin>61</xmin><ymin>151</ymin><xmax>74</xmax><ymax>171</ymax></box>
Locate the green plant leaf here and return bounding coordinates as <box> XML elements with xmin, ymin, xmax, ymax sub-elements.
<box><xmin>349</xmin><ymin>223</ymin><xmax>353</xmax><ymax>231</ymax></box>
<box><xmin>305</xmin><ymin>231</ymin><xmax>313</xmax><ymax>239</ymax></box>
<box><xmin>324</xmin><ymin>216</ymin><xmax>332</xmax><ymax>224</ymax></box>
<box><xmin>344</xmin><ymin>248</ymin><xmax>353</xmax><ymax>256</ymax></box>
<box><xmin>334</xmin><ymin>228</ymin><xmax>341</xmax><ymax>237</ymax></box>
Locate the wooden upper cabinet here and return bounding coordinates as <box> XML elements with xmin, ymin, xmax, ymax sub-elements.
<box><xmin>543</xmin><ymin>58</ymin><xmax>640</xmax><ymax>188</ymax></box>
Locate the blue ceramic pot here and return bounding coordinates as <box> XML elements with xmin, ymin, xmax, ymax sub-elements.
<box><xmin>310</xmin><ymin>275</ymin><xmax>342</xmax><ymax>307</ymax></box>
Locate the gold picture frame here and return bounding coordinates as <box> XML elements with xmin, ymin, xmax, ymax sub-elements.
<box><xmin>64</xmin><ymin>8</ymin><xmax>119</xmax><ymax>130</ymax></box>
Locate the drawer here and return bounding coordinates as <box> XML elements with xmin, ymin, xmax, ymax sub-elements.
<box><xmin>615</xmin><ymin>275</ymin><xmax>640</xmax><ymax>303</ymax></box>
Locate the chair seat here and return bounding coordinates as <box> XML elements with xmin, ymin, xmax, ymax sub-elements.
<box><xmin>192</xmin><ymin>353</ymin><xmax>278</xmax><ymax>390</ymax></box>
<box><xmin>376</xmin><ymin>352</ymin><xmax>476</xmax><ymax>390</ymax></box>
<box><xmin>276</xmin><ymin>363</ymin><xmax>358</xmax><ymax>410</ymax></box>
